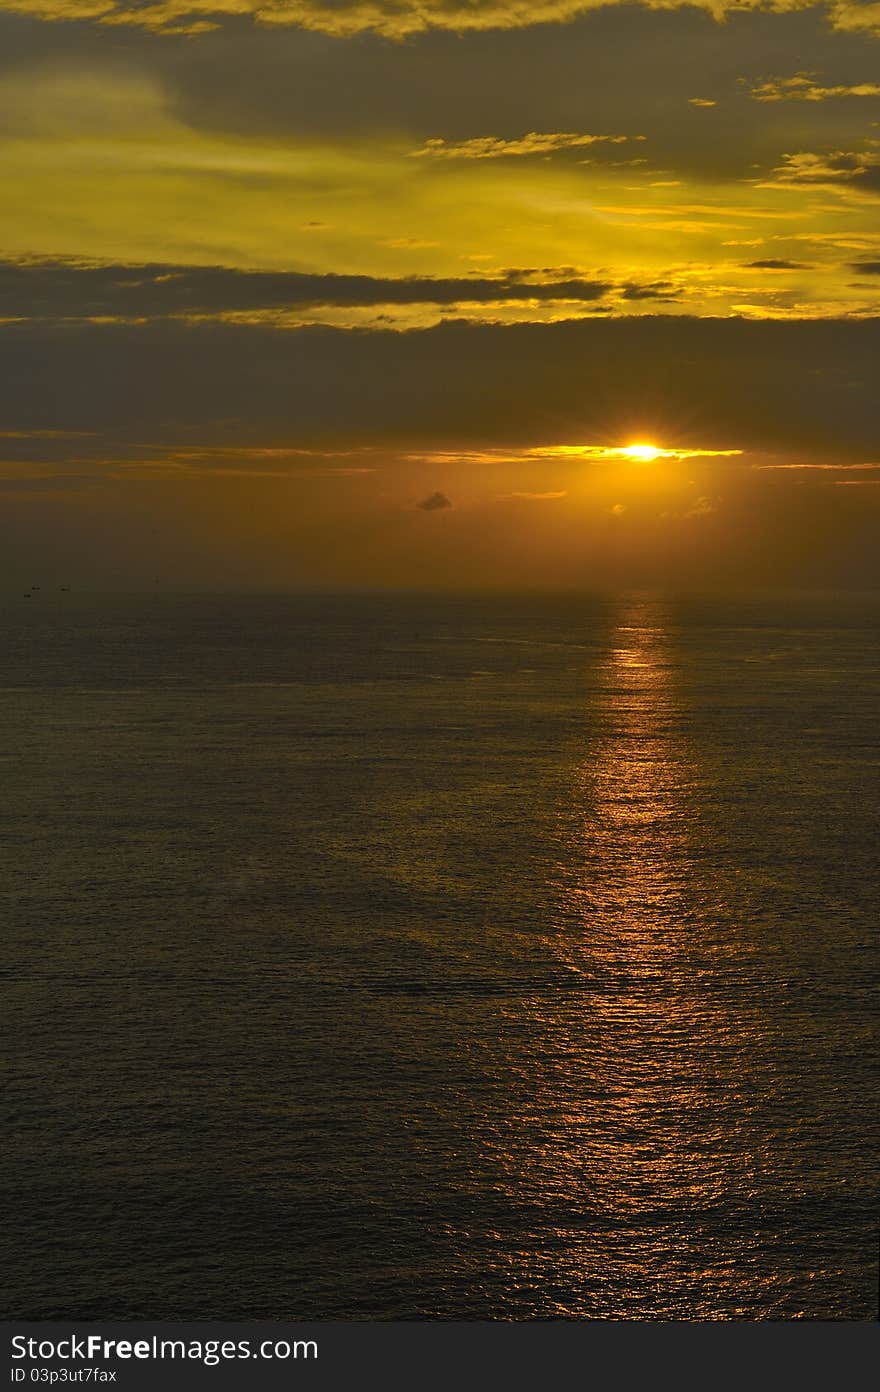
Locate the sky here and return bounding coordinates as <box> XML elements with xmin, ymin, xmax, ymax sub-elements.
<box><xmin>1</xmin><ymin>0</ymin><xmax>878</xmax><ymax>589</ymax></box>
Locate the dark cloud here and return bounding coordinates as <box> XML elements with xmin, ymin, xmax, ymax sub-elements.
<box><xmin>0</xmin><ymin>474</ymin><xmax>97</xmax><ymax>492</ymax></box>
<box><xmin>417</xmin><ymin>491</ymin><xmax>452</xmax><ymax>511</ymax></box>
<box><xmin>160</xmin><ymin>11</ymin><xmax>880</xmax><ymax>185</ymax></box>
<box><xmin>850</xmin><ymin>260</ymin><xmax>880</xmax><ymax>274</ymax></box>
<box><xmin>619</xmin><ymin>280</ymin><xmax>682</xmax><ymax>301</ymax></box>
<box><xmin>0</xmin><ymin>315</ymin><xmax>877</xmax><ymax>461</ymax></box>
<box><xmin>744</xmin><ymin>259</ymin><xmax>812</xmax><ymax>269</ymax></box>
<box><xmin>0</xmin><ymin>258</ymin><xmax>612</xmax><ymax>319</ymax></box>
<box><xmin>1</xmin><ymin>8</ymin><xmax>877</xmax><ymax>186</ymax></box>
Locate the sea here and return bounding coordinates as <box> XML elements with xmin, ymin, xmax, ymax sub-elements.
<box><xmin>2</xmin><ymin>590</ymin><xmax>878</xmax><ymax>1320</ymax></box>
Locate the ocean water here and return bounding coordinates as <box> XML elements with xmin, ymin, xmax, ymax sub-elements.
<box><xmin>2</xmin><ymin>590</ymin><xmax>878</xmax><ymax>1320</ymax></box>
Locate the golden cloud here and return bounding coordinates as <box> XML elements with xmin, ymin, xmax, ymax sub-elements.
<box><xmin>3</xmin><ymin>1</ymin><xmax>880</xmax><ymax>40</ymax></box>
<box><xmin>505</xmin><ymin>489</ymin><xmax>568</xmax><ymax>499</ymax></box>
<box><xmin>402</xmin><ymin>443</ymin><xmax>744</xmax><ymax>466</ymax></box>
<box><xmin>765</xmin><ymin>148</ymin><xmax>880</xmax><ymax>193</ymax></box>
<box><xmin>411</xmin><ymin>133</ymin><xmax>639</xmax><ymax>160</ymax></box>
<box><xmin>751</xmin><ymin>74</ymin><xmax>880</xmax><ymax>101</ymax></box>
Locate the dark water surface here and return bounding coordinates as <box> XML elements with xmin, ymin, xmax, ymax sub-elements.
<box><xmin>2</xmin><ymin>591</ymin><xmax>878</xmax><ymax>1319</ymax></box>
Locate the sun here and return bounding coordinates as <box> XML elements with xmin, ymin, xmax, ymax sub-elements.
<box><xmin>621</xmin><ymin>442</ymin><xmax>662</xmax><ymax>462</ymax></box>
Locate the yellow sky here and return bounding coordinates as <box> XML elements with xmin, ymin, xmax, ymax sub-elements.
<box><xmin>0</xmin><ymin>1</ymin><xmax>878</xmax><ymax>588</ymax></box>
<box><xmin>1</xmin><ymin>54</ymin><xmax>878</xmax><ymax>324</ymax></box>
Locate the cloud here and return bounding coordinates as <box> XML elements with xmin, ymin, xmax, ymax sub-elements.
<box><xmin>0</xmin><ymin>258</ymin><xmax>615</xmax><ymax>319</ymax></box>
<box><xmin>0</xmin><ymin>473</ymin><xmax>98</xmax><ymax>491</ymax></box>
<box><xmin>405</xmin><ymin>443</ymin><xmax>742</xmax><ymax>465</ymax></box>
<box><xmin>619</xmin><ymin>280</ymin><xmax>682</xmax><ymax>301</ymax></box>
<box><xmin>851</xmin><ymin>260</ymin><xmax>880</xmax><ymax>273</ymax></box>
<box><xmin>688</xmin><ymin>98</ymin><xmax>717</xmax><ymax>108</ymax></box>
<box><xmin>750</xmin><ymin>74</ymin><xmax>880</xmax><ymax>101</ymax></box>
<box><xmin>745</xmin><ymin>259</ymin><xmax>811</xmax><ymax>269</ymax></box>
<box><xmin>0</xmin><ymin>428</ymin><xmax>93</xmax><ymax>439</ymax></box>
<box><xmin>411</xmin><ymin>132</ymin><xmax>639</xmax><ymax>160</ymax></box>
<box><xmin>766</xmin><ymin>149</ymin><xmax>880</xmax><ymax>195</ymax></box>
<box><xmin>0</xmin><ymin>315</ymin><xmax>877</xmax><ymax>464</ymax></box>
<box><xmin>682</xmin><ymin>494</ymin><xmax>718</xmax><ymax>517</ymax></box>
<box><xmin>755</xmin><ymin>462</ymin><xmax>880</xmax><ymax>472</ymax></box>
<box><xmin>2</xmin><ymin>2</ymin><xmax>879</xmax><ymax>40</ymax></box>
<box><xmin>2</xmin><ymin>5</ymin><xmax>878</xmax><ymax>257</ymax></box>
<box><xmin>506</xmin><ymin>490</ymin><xmax>567</xmax><ymax>500</ymax></box>
<box><xmin>832</xmin><ymin>1</ymin><xmax>880</xmax><ymax>36</ymax></box>
<box><xmin>417</xmin><ymin>490</ymin><xmax>452</xmax><ymax>511</ymax></box>
<box><xmin>380</xmin><ymin>238</ymin><xmax>441</xmax><ymax>250</ymax></box>
<box><xmin>0</xmin><ymin>258</ymin><xmax>717</xmax><ymax>326</ymax></box>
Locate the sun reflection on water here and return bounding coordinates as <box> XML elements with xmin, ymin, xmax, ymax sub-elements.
<box><xmin>561</xmin><ymin>601</ymin><xmax>691</xmax><ymax>966</ymax></box>
<box><xmin>488</xmin><ymin>598</ymin><xmax>772</xmax><ymax>1318</ymax></box>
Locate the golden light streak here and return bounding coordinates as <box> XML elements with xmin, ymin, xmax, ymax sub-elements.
<box><xmin>402</xmin><ymin>444</ymin><xmax>744</xmax><ymax>465</ymax></box>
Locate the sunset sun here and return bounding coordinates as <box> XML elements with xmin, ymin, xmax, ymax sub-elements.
<box><xmin>622</xmin><ymin>442</ymin><xmax>663</xmax><ymax>462</ymax></box>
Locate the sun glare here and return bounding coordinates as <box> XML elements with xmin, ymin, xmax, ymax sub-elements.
<box><xmin>622</xmin><ymin>443</ymin><xmax>662</xmax><ymax>462</ymax></box>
